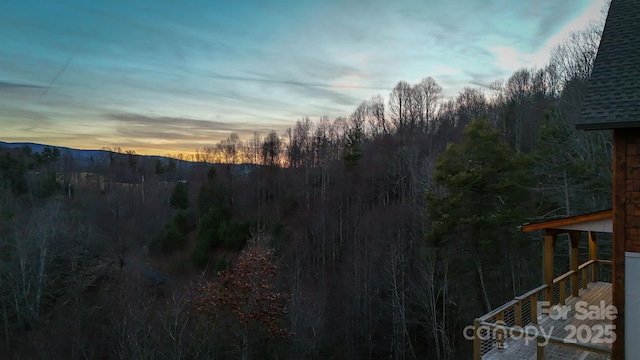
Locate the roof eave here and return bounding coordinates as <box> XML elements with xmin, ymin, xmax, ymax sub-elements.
<box><xmin>576</xmin><ymin>121</ymin><xmax>640</xmax><ymax>131</ymax></box>
<box><xmin>520</xmin><ymin>209</ymin><xmax>612</xmax><ymax>232</ymax></box>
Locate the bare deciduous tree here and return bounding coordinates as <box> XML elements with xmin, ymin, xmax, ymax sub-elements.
<box><xmin>418</xmin><ymin>77</ymin><xmax>443</xmax><ymax>131</ymax></box>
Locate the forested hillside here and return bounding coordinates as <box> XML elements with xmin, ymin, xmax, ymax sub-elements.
<box><xmin>0</xmin><ymin>13</ymin><xmax>612</xmax><ymax>360</ymax></box>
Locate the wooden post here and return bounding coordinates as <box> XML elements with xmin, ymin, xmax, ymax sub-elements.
<box><xmin>543</xmin><ymin>231</ymin><xmax>556</xmax><ymax>306</ymax></box>
<box><xmin>495</xmin><ymin>312</ymin><xmax>505</xmax><ymax>349</ymax></box>
<box><xmin>588</xmin><ymin>231</ymin><xmax>598</xmax><ymax>283</ymax></box>
<box><xmin>473</xmin><ymin>319</ymin><xmax>482</xmax><ymax>360</ymax></box>
<box><xmin>569</xmin><ymin>231</ymin><xmax>580</xmax><ymax>297</ymax></box>
<box><xmin>515</xmin><ymin>300</ymin><xmax>523</xmax><ymax>327</ymax></box>
<box><xmin>536</xmin><ymin>336</ymin><xmax>546</xmax><ymax>360</ymax></box>
<box><xmin>531</xmin><ymin>295</ymin><xmax>538</xmax><ymax>325</ymax></box>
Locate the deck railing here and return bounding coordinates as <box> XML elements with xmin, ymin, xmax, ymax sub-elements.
<box><xmin>472</xmin><ymin>259</ymin><xmax>612</xmax><ymax>360</ymax></box>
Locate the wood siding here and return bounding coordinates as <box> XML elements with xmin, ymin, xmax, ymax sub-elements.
<box><xmin>612</xmin><ymin>129</ymin><xmax>640</xmax><ymax>360</ymax></box>
<box><xmin>625</xmin><ymin>132</ymin><xmax>640</xmax><ymax>253</ymax></box>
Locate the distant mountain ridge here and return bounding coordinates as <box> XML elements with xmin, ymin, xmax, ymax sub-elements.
<box><xmin>0</xmin><ymin>141</ymin><xmax>179</xmax><ymax>164</ymax></box>
<box><xmin>0</xmin><ymin>141</ymin><xmax>259</xmax><ymax>175</ymax></box>
<box><xmin>0</xmin><ymin>141</ymin><xmax>107</xmax><ymax>160</ymax></box>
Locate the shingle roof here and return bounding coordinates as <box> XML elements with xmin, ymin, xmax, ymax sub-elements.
<box><xmin>576</xmin><ymin>0</ymin><xmax>640</xmax><ymax>130</ymax></box>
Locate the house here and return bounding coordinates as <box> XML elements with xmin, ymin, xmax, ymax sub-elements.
<box><xmin>576</xmin><ymin>0</ymin><xmax>640</xmax><ymax>358</ymax></box>
<box><xmin>472</xmin><ymin>0</ymin><xmax>639</xmax><ymax>358</ymax></box>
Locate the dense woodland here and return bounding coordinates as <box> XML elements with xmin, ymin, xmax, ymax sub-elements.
<box><xmin>0</xmin><ymin>11</ymin><xmax>613</xmax><ymax>360</ymax></box>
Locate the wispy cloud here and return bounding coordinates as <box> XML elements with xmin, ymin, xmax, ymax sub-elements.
<box><xmin>0</xmin><ymin>80</ymin><xmax>47</xmax><ymax>89</ymax></box>
<box><xmin>107</xmin><ymin>113</ymin><xmax>276</xmax><ymax>145</ymax></box>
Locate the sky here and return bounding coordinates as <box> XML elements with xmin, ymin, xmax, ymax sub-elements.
<box><xmin>0</xmin><ymin>0</ymin><xmax>606</xmax><ymax>155</ymax></box>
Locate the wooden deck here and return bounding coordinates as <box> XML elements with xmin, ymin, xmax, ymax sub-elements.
<box><xmin>483</xmin><ymin>282</ymin><xmax>612</xmax><ymax>360</ymax></box>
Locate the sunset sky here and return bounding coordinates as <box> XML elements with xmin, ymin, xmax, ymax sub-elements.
<box><xmin>0</xmin><ymin>0</ymin><xmax>606</xmax><ymax>155</ymax></box>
